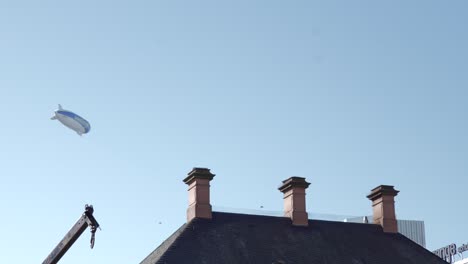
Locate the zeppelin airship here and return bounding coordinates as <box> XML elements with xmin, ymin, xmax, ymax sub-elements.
<box><xmin>51</xmin><ymin>104</ymin><xmax>91</xmax><ymax>136</ymax></box>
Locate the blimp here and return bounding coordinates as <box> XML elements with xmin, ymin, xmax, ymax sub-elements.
<box><xmin>51</xmin><ymin>104</ymin><xmax>91</xmax><ymax>136</ymax></box>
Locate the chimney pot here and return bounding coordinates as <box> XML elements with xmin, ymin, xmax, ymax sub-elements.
<box><xmin>278</xmin><ymin>177</ymin><xmax>310</xmax><ymax>227</ymax></box>
<box><xmin>183</xmin><ymin>167</ymin><xmax>215</xmax><ymax>222</ymax></box>
<box><xmin>367</xmin><ymin>185</ymin><xmax>399</xmax><ymax>233</ymax></box>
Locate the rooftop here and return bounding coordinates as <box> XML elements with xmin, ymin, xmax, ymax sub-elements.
<box><xmin>140</xmin><ymin>211</ymin><xmax>444</xmax><ymax>264</ymax></box>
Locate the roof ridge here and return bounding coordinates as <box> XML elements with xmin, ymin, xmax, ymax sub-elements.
<box><xmin>211</xmin><ymin>211</ymin><xmax>383</xmax><ymax>230</ymax></box>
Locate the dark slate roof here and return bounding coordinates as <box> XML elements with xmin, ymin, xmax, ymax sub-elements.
<box><xmin>140</xmin><ymin>212</ymin><xmax>445</xmax><ymax>264</ymax></box>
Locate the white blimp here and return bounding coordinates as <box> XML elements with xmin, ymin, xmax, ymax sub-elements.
<box><xmin>51</xmin><ymin>104</ymin><xmax>91</xmax><ymax>136</ymax></box>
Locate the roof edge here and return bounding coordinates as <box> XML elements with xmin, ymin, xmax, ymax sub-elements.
<box><xmin>139</xmin><ymin>221</ymin><xmax>192</xmax><ymax>264</ymax></box>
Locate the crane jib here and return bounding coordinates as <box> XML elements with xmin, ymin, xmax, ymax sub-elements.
<box><xmin>42</xmin><ymin>205</ymin><xmax>100</xmax><ymax>264</ymax></box>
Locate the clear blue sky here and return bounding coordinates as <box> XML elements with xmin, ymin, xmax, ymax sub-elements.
<box><xmin>1</xmin><ymin>1</ymin><xmax>467</xmax><ymax>263</ymax></box>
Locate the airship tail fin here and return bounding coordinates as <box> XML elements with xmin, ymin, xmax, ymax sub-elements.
<box><xmin>58</xmin><ymin>104</ymin><xmax>63</xmax><ymax>110</ymax></box>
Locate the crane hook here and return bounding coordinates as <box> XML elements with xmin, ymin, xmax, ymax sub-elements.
<box><xmin>90</xmin><ymin>225</ymin><xmax>97</xmax><ymax>249</ymax></box>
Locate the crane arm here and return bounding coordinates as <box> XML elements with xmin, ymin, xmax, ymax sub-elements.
<box><xmin>42</xmin><ymin>205</ymin><xmax>100</xmax><ymax>264</ymax></box>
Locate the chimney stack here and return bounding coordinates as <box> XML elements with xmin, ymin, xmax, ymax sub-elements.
<box><xmin>367</xmin><ymin>185</ymin><xmax>399</xmax><ymax>233</ymax></box>
<box><xmin>183</xmin><ymin>167</ymin><xmax>215</xmax><ymax>222</ymax></box>
<box><xmin>278</xmin><ymin>177</ymin><xmax>310</xmax><ymax>227</ymax></box>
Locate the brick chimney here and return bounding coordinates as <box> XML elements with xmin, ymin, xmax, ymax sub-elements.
<box><xmin>367</xmin><ymin>185</ymin><xmax>399</xmax><ymax>233</ymax></box>
<box><xmin>278</xmin><ymin>177</ymin><xmax>310</xmax><ymax>227</ymax></box>
<box><xmin>183</xmin><ymin>167</ymin><xmax>215</xmax><ymax>222</ymax></box>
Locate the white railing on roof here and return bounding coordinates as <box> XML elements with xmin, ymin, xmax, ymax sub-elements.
<box><xmin>212</xmin><ymin>206</ymin><xmax>359</xmax><ymax>222</ymax></box>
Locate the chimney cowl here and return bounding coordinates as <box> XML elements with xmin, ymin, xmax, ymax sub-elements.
<box><xmin>367</xmin><ymin>185</ymin><xmax>399</xmax><ymax>200</ymax></box>
<box><xmin>278</xmin><ymin>177</ymin><xmax>311</xmax><ymax>192</ymax></box>
<box><xmin>183</xmin><ymin>167</ymin><xmax>215</xmax><ymax>184</ymax></box>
